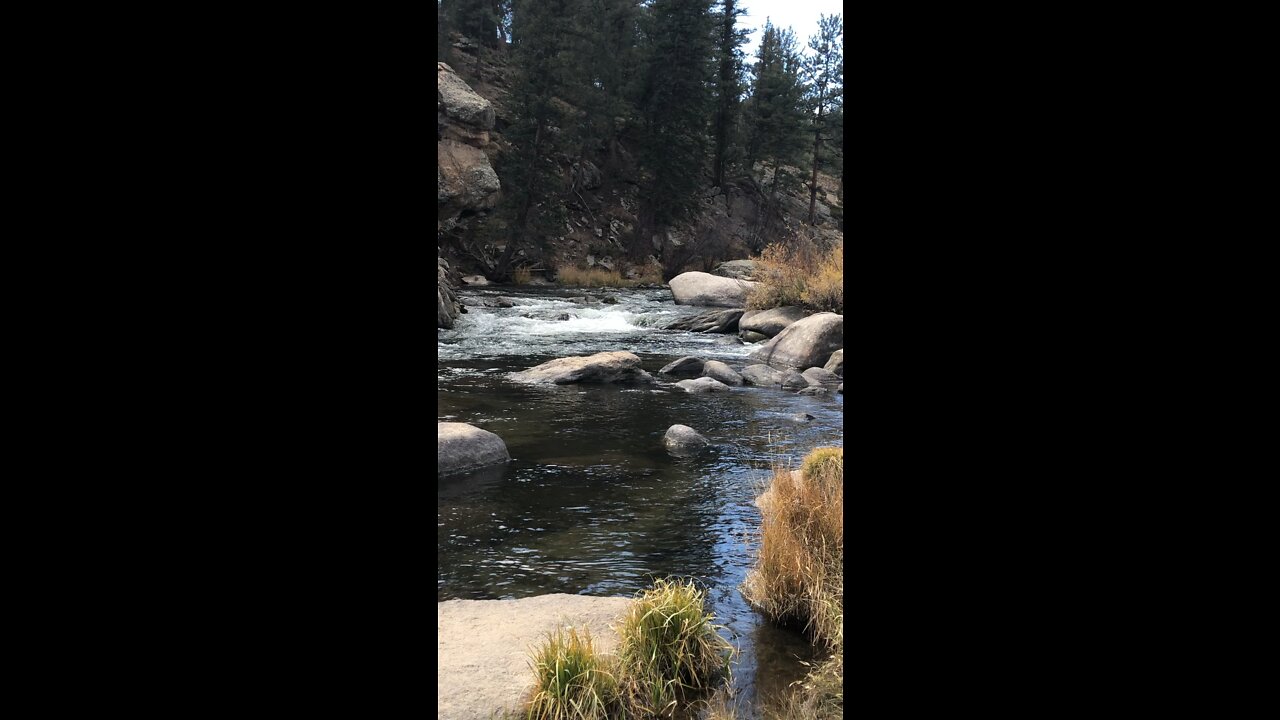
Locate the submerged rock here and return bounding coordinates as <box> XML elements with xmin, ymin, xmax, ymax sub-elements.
<box><xmin>510</xmin><ymin>351</ymin><xmax>655</xmax><ymax>385</ymax></box>
<box><xmin>739</xmin><ymin>330</ymin><xmax>769</xmax><ymax>343</ymax></box>
<box><xmin>438</xmin><ymin>422</ymin><xmax>510</xmax><ymax>477</ymax></box>
<box><xmin>798</xmin><ymin>386</ymin><xmax>831</xmax><ymax>396</ymax></box>
<box><xmin>664</xmin><ymin>424</ymin><xmax>710</xmax><ymax>455</ymax></box>
<box><xmin>749</xmin><ymin>312</ymin><xmax>844</xmax><ymax>370</ymax></box>
<box><xmin>668</xmin><ymin>271</ymin><xmax>758</xmax><ymax>307</ymax></box>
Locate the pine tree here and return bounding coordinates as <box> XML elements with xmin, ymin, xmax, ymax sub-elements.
<box><xmin>744</xmin><ymin>20</ymin><xmax>808</xmax><ymax>198</ymax></box>
<box><xmin>633</xmin><ymin>0</ymin><xmax>716</xmax><ymax>267</ymax></box>
<box><xmin>710</xmin><ymin>0</ymin><xmax>751</xmax><ymax>188</ymax></box>
<box><xmin>802</xmin><ymin>13</ymin><xmax>843</xmax><ymax>225</ymax></box>
<box><xmin>488</xmin><ymin>0</ymin><xmax>581</xmax><ymax>279</ymax></box>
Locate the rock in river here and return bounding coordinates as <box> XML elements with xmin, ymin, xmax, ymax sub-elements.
<box><xmin>438</xmin><ymin>422</ymin><xmax>510</xmax><ymax>477</ymax></box>
<box><xmin>511</xmin><ymin>351</ymin><xmax>655</xmax><ymax>385</ymax></box>
<box><xmin>702</xmin><ymin>360</ymin><xmax>744</xmax><ymax>386</ymax></box>
<box><xmin>802</xmin><ymin>367</ymin><xmax>841</xmax><ymax>386</ymax></box>
<box><xmin>675</xmin><ymin>377</ymin><xmax>732</xmax><ymax>394</ymax></box>
<box><xmin>739</xmin><ymin>306</ymin><xmax>809</xmax><ymax>338</ymax></box>
<box><xmin>749</xmin><ymin>312</ymin><xmax>844</xmax><ymax>370</ymax></box>
<box><xmin>664</xmin><ymin>424</ymin><xmax>710</xmax><ymax>455</ymax></box>
<box><xmin>824</xmin><ymin>349</ymin><xmax>844</xmax><ymax>377</ymax></box>
<box><xmin>740</xmin><ymin>364</ymin><xmax>785</xmax><ymax>386</ymax></box>
<box><xmin>659</xmin><ymin>356</ymin><xmax>706</xmax><ymax>378</ymax></box>
<box><xmin>665</xmin><ymin>308</ymin><xmax>744</xmax><ymax>333</ymax></box>
<box><xmin>668</xmin><ymin>271</ymin><xmax>758</xmax><ymax>307</ymax></box>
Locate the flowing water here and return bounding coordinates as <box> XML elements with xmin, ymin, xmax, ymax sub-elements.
<box><xmin>438</xmin><ymin>285</ymin><xmax>843</xmax><ymax>717</ymax></box>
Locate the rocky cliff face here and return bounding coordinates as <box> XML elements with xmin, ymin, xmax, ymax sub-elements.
<box><xmin>438</xmin><ymin>61</ymin><xmax>501</xmax><ymax>234</ymax></box>
<box><xmin>438</xmin><ymin>61</ymin><xmax>500</xmax><ymax>327</ymax></box>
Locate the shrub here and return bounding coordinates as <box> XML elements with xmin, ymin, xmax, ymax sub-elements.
<box><xmin>525</xmin><ymin>627</ymin><xmax>620</xmax><ymax>720</ymax></box>
<box><xmin>746</xmin><ymin>239</ymin><xmax>843</xmax><ymax>314</ymax></box>
<box><xmin>616</xmin><ymin>578</ymin><xmax>735</xmax><ymax>716</ymax></box>
<box><xmin>512</xmin><ymin>266</ymin><xmax>533</xmax><ymax>285</ymax></box>
<box><xmin>555</xmin><ymin>262</ymin><xmax>664</xmax><ymax>288</ymax></box>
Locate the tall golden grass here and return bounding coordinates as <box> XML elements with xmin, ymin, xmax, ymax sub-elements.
<box><xmin>555</xmin><ymin>263</ymin><xmax>663</xmax><ymax>288</ymax></box>
<box><xmin>746</xmin><ymin>239</ymin><xmax>843</xmax><ymax>314</ymax></box>
<box><xmin>745</xmin><ymin>446</ymin><xmax>844</xmax><ymax>720</ymax></box>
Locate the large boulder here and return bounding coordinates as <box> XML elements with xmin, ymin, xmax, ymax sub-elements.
<box><xmin>675</xmin><ymin>377</ymin><xmax>732</xmax><ymax>394</ymax></box>
<box><xmin>437</xmin><ymin>63</ymin><xmax>500</xmax><ymax>232</ymax></box>
<box><xmin>824</xmin><ymin>349</ymin><xmax>844</xmax><ymax>377</ymax></box>
<box><xmin>739</xmin><ymin>306</ymin><xmax>809</xmax><ymax>338</ymax></box>
<box><xmin>712</xmin><ymin>259</ymin><xmax>760</xmax><ymax>281</ymax></box>
<box><xmin>511</xmin><ymin>351</ymin><xmax>655</xmax><ymax>385</ymax></box>
<box><xmin>748</xmin><ymin>312</ymin><xmax>844</xmax><ymax>370</ymax></box>
<box><xmin>437</xmin><ymin>62</ymin><xmax>496</xmax><ymax>132</ymax></box>
<box><xmin>665</xmin><ymin>308</ymin><xmax>744</xmax><ymax>333</ymax></box>
<box><xmin>668</xmin><ymin>272</ymin><xmax>758</xmax><ymax>308</ymax></box>
<box><xmin>659</xmin><ymin>356</ymin><xmax>706</xmax><ymax>378</ymax></box>
<box><xmin>438</xmin><ymin>422</ymin><xmax>510</xmax><ymax>477</ymax></box>
<box><xmin>702</xmin><ymin>360</ymin><xmax>744</xmax><ymax>386</ymax></box>
<box><xmin>664</xmin><ymin>424</ymin><xmax>710</xmax><ymax>456</ymax></box>
<box><xmin>438</xmin><ymin>140</ymin><xmax>501</xmax><ymax>215</ymax></box>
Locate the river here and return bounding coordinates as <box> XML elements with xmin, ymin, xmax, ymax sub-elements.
<box><xmin>438</xmin><ymin>284</ymin><xmax>843</xmax><ymax>717</ymax></box>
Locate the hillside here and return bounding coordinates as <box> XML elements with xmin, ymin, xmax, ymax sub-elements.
<box><xmin>437</xmin><ymin>31</ymin><xmax>843</xmax><ymax>286</ymax></box>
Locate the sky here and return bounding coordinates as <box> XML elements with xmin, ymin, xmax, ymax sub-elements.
<box><xmin>736</xmin><ymin>0</ymin><xmax>843</xmax><ymax>62</ymax></box>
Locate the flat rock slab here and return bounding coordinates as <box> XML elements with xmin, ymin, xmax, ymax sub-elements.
<box><xmin>437</xmin><ymin>594</ymin><xmax>632</xmax><ymax>720</ymax></box>
<box><xmin>510</xmin><ymin>351</ymin><xmax>655</xmax><ymax>385</ymax></box>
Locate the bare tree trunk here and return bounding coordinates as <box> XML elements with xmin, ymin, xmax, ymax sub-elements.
<box><xmin>808</xmin><ymin>100</ymin><xmax>824</xmax><ymax>225</ymax></box>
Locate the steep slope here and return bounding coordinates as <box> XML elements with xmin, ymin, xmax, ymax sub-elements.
<box><xmin>437</xmin><ymin>33</ymin><xmax>843</xmax><ymax>283</ymax></box>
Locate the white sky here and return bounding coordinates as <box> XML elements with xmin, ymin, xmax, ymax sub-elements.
<box><xmin>736</xmin><ymin>0</ymin><xmax>843</xmax><ymax>62</ymax></box>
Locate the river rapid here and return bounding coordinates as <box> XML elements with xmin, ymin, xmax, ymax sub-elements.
<box><xmin>438</xmin><ymin>284</ymin><xmax>843</xmax><ymax>717</ymax></box>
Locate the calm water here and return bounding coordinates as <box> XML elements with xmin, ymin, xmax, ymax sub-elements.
<box><xmin>438</xmin><ymin>285</ymin><xmax>843</xmax><ymax>716</ymax></box>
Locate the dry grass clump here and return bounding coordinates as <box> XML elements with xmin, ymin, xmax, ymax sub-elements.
<box><xmin>556</xmin><ymin>266</ymin><xmax>626</xmax><ymax>287</ymax></box>
<box><xmin>745</xmin><ymin>446</ymin><xmax>844</xmax><ymax>720</ymax></box>
<box><xmin>744</xmin><ymin>447</ymin><xmax>843</xmax><ymax>647</ymax></box>
<box><xmin>556</xmin><ymin>262</ymin><xmax>663</xmax><ymax>288</ymax></box>
<box><xmin>524</xmin><ymin>627</ymin><xmax>620</xmax><ymax>720</ymax></box>
<box><xmin>801</xmin><ymin>243</ymin><xmax>843</xmax><ymax>314</ymax></box>
<box><xmin>746</xmin><ymin>239</ymin><xmax>843</xmax><ymax>314</ymax></box>
<box><xmin>519</xmin><ymin>578</ymin><xmax>734</xmax><ymax>719</ymax></box>
<box><xmin>616</xmin><ymin>578</ymin><xmax>735</xmax><ymax>717</ymax></box>
<box><xmin>512</xmin><ymin>266</ymin><xmax>534</xmax><ymax>285</ymax></box>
